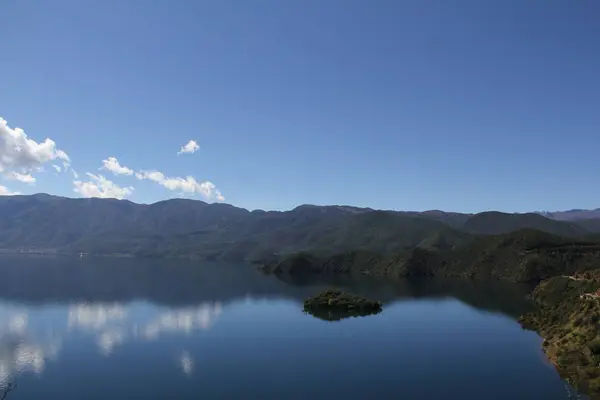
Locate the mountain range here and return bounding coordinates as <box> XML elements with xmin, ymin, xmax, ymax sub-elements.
<box><xmin>536</xmin><ymin>209</ymin><xmax>600</xmax><ymax>221</ymax></box>
<box><xmin>1</xmin><ymin>193</ymin><xmax>600</xmax><ymax>260</ymax></box>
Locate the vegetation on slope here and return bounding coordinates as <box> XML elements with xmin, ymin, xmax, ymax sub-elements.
<box><xmin>519</xmin><ymin>277</ymin><xmax>600</xmax><ymax>398</ymax></box>
<box><xmin>264</xmin><ymin>229</ymin><xmax>600</xmax><ymax>283</ymax></box>
<box><xmin>438</xmin><ymin>229</ymin><xmax>600</xmax><ymax>281</ymax></box>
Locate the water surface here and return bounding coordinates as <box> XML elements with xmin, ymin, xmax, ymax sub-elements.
<box><xmin>0</xmin><ymin>256</ymin><xmax>584</xmax><ymax>399</ymax></box>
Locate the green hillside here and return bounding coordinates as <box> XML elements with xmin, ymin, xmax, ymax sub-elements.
<box><xmin>264</xmin><ymin>229</ymin><xmax>600</xmax><ymax>283</ymax></box>
<box><xmin>520</xmin><ymin>277</ymin><xmax>600</xmax><ymax>397</ymax></box>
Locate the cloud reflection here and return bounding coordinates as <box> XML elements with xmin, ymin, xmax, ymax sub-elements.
<box><xmin>0</xmin><ymin>301</ymin><xmax>223</xmax><ymax>383</ymax></box>
<box><xmin>65</xmin><ymin>301</ymin><xmax>222</xmax><ymax>367</ymax></box>
<box><xmin>0</xmin><ymin>313</ymin><xmax>61</xmax><ymax>387</ymax></box>
<box><xmin>68</xmin><ymin>303</ymin><xmax>127</xmax><ymax>331</ymax></box>
<box><xmin>97</xmin><ymin>329</ymin><xmax>126</xmax><ymax>356</ymax></box>
<box><xmin>141</xmin><ymin>303</ymin><xmax>222</xmax><ymax>341</ymax></box>
<box><xmin>67</xmin><ymin>303</ymin><xmax>131</xmax><ymax>355</ymax></box>
<box><xmin>179</xmin><ymin>351</ymin><xmax>194</xmax><ymax>376</ymax></box>
<box><xmin>8</xmin><ymin>315</ymin><xmax>27</xmax><ymax>335</ymax></box>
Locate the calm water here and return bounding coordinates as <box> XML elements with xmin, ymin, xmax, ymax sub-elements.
<box><xmin>0</xmin><ymin>256</ymin><xmax>585</xmax><ymax>399</ymax></box>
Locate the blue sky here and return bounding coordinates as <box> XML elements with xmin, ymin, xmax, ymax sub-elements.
<box><xmin>1</xmin><ymin>0</ymin><xmax>599</xmax><ymax>212</ymax></box>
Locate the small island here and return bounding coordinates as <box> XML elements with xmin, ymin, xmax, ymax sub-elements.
<box><xmin>304</xmin><ymin>289</ymin><xmax>383</xmax><ymax>312</ymax></box>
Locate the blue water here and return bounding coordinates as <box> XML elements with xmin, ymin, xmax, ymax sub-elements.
<box><xmin>0</xmin><ymin>256</ymin><xmax>585</xmax><ymax>399</ymax></box>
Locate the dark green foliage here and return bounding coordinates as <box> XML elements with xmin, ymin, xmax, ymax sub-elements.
<box><xmin>519</xmin><ymin>276</ymin><xmax>600</xmax><ymax>398</ymax></box>
<box><xmin>303</xmin><ymin>289</ymin><xmax>382</xmax><ymax>312</ymax></box>
<box><xmin>588</xmin><ymin>338</ymin><xmax>600</xmax><ymax>355</ymax></box>
<box><xmin>266</xmin><ymin>229</ymin><xmax>600</xmax><ymax>283</ymax></box>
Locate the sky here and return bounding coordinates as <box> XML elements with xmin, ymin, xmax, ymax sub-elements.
<box><xmin>1</xmin><ymin>0</ymin><xmax>599</xmax><ymax>213</ymax></box>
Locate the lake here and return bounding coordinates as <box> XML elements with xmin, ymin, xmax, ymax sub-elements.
<box><xmin>0</xmin><ymin>256</ymin><xmax>586</xmax><ymax>399</ymax></box>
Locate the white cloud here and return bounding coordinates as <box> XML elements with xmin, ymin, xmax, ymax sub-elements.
<box><xmin>0</xmin><ymin>117</ymin><xmax>69</xmax><ymax>178</ymax></box>
<box><xmin>101</xmin><ymin>157</ymin><xmax>133</xmax><ymax>176</ymax></box>
<box><xmin>73</xmin><ymin>173</ymin><xmax>134</xmax><ymax>200</ymax></box>
<box><xmin>135</xmin><ymin>170</ymin><xmax>163</xmax><ymax>182</ymax></box>
<box><xmin>5</xmin><ymin>171</ymin><xmax>36</xmax><ymax>184</ymax></box>
<box><xmin>0</xmin><ymin>118</ymin><xmax>228</xmax><ymax>203</ymax></box>
<box><xmin>136</xmin><ymin>170</ymin><xmax>224</xmax><ymax>201</ymax></box>
<box><xmin>0</xmin><ymin>185</ymin><xmax>20</xmax><ymax>196</ymax></box>
<box><xmin>177</xmin><ymin>140</ymin><xmax>200</xmax><ymax>155</ymax></box>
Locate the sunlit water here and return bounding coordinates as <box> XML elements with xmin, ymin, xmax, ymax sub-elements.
<box><xmin>0</xmin><ymin>256</ymin><xmax>587</xmax><ymax>399</ymax></box>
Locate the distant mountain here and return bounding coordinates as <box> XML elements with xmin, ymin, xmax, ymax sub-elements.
<box><xmin>462</xmin><ymin>211</ymin><xmax>588</xmax><ymax>237</ymax></box>
<box><xmin>416</xmin><ymin>210</ymin><xmax>472</xmax><ymax>228</ymax></box>
<box><xmin>570</xmin><ymin>218</ymin><xmax>600</xmax><ymax>234</ymax></box>
<box><xmin>536</xmin><ymin>208</ymin><xmax>600</xmax><ymax>221</ymax></box>
<box><xmin>0</xmin><ymin>194</ymin><xmax>599</xmax><ymax>260</ymax></box>
<box><xmin>0</xmin><ymin>194</ymin><xmax>452</xmax><ymax>259</ymax></box>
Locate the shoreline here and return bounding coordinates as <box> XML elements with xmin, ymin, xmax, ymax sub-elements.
<box><xmin>518</xmin><ymin>276</ymin><xmax>600</xmax><ymax>399</ymax></box>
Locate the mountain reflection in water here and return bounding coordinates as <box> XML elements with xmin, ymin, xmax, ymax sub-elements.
<box><xmin>0</xmin><ymin>256</ymin><xmax>534</xmax><ymax>317</ymax></box>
